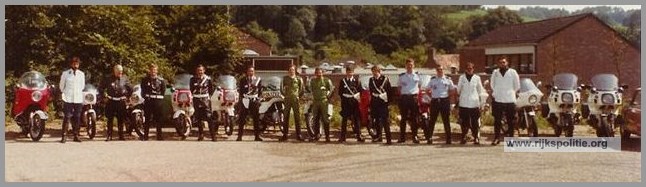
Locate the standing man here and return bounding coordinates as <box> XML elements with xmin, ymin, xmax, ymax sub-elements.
<box><xmin>237</xmin><ymin>66</ymin><xmax>263</xmax><ymax>141</ymax></box>
<box><xmin>190</xmin><ymin>64</ymin><xmax>215</xmax><ymax>141</ymax></box>
<box><xmin>398</xmin><ymin>58</ymin><xmax>422</xmax><ymax>144</ymax></box>
<box><xmin>310</xmin><ymin>67</ymin><xmax>334</xmax><ymax>142</ymax></box>
<box><xmin>427</xmin><ymin>65</ymin><xmax>457</xmax><ymax>144</ymax></box>
<box><xmin>141</xmin><ymin>63</ymin><xmax>167</xmax><ymax>141</ymax></box>
<box><xmin>369</xmin><ymin>66</ymin><xmax>392</xmax><ymax>145</ymax></box>
<box><xmin>101</xmin><ymin>64</ymin><xmax>133</xmax><ymax>141</ymax></box>
<box><xmin>456</xmin><ymin>63</ymin><xmax>486</xmax><ymax>144</ymax></box>
<box><xmin>59</xmin><ymin>56</ymin><xmax>85</xmax><ymax>143</ymax></box>
<box><xmin>280</xmin><ymin>65</ymin><xmax>305</xmax><ymax>141</ymax></box>
<box><xmin>490</xmin><ymin>56</ymin><xmax>520</xmax><ymax>145</ymax></box>
<box><xmin>338</xmin><ymin>66</ymin><xmax>364</xmax><ymax>143</ymax></box>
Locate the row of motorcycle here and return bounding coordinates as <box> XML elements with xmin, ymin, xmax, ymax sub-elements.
<box><xmin>11</xmin><ymin>71</ymin><xmax>632</xmax><ymax>142</ymax></box>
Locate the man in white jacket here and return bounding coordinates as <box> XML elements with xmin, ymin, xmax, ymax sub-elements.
<box><xmin>59</xmin><ymin>56</ymin><xmax>85</xmax><ymax>143</ymax></box>
<box><xmin>490</xmin><ymin>56</ymin><xmax>520</xmax><ymax>145</ymax></box>
<box><xmin>457</xmin><ymin>63</ymin><xmax>486</xmax><ymax>144</ymax></box>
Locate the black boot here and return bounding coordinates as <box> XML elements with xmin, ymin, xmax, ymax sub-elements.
<box><xmin>60</xmin><ymin>120</ymin><xmax>68</xmax><ymax>143</ymax></box>
<box><xmin>197</xmin><ymin>124</ymin><xmax>204</xmax><ymax>141</ymax></box>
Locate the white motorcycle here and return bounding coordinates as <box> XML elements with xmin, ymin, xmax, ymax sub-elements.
<box><xmin>256</xmin><ymin>76</ymin><xmax>286</xmax><ymax>134</ymax></box>
<box><xmin>513</xmin><ymin>78</ymin><xmax>543</xmax><ymax>137</ymax></box>
<box><xmin>211</xmin><ymin>75</ymin><xmax>239</xmax><ymax>136</ymax></box>
<box><xmin>126</xmin><ymin>84</ymin><xmax>145</xmax><ymax>138</ymax></box>
<box><xmin>81</xmin><ymin>84</ymin><xmax>98</xmax><ymax>140</ymax></box>
<box><xmin>543</xmin><ymin>73</ymin><xmax>582</xmax><ymax>137</ymax></box>
<box><xmin>582</xmin><ymin>74</ymin><xmax>627</xmax><ymax>137</ymax></box>
<box><xmin>171</xmin><ymin>74</ymin><xmax>195</xmax><ymax>140</ymax></box>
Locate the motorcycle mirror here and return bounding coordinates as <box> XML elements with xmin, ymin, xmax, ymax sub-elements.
<box><xmin>536</xmin><ymin>81</ymin><xmax>542</xmax><ymax>88</ymax></box>
<box><xmin>621</xmin><ymin>84</ymin><xmax>629</xmax><ymax>90</ymax></box>
<box><xmin>483</xmin><ymin>80</ymin><xmax>489</xmax><ymax>86</ymax></box>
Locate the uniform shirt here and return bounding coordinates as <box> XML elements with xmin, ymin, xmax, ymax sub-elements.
<box><xmin>398</xmin><ymin>72</ymin><xmax>420</xmax><ymax>95</ymax></box>
<box><xmin>457</xmin><ymin>73</ymin><xmax>485</xmax><ymax>108</ymax></box>
<box><xmin>427</xmin><ymin>75</ymin><xmax>456</xmax><ymax>98</ymax></box>
<box><xmin>190</xmin><ymin>75</ymin><xmax>215</xmax><ymax>97</ymax></box>
<box><xmin>338</xmin><ymin>76</ymin><xmax>361</xmax><ymax>99</ymax></box>
<box><xmin>59</xmin><ymin>68</ymin><xmax>85</xmax><ymax>104</ymax></box>
<box><xmin>281</xmin><ymin>75</ymin><xmax>304</xmax><ymax>99</ymax></box>
<box><xmin>310</xmin><ymin>77</ymin><xmax>334</xmax><ymax>101</ymax></box>
<box><xmin>238</xmin><ymin>76</ymin><xmax>262</xmax><ymax>96</ymax></box>
<box><xmin>141</xmin><ymin>75</ymin><xmax>166</xmax><ymax>99</ymax></box>
<box><xmin>490</xmin><ymin>68</ymin><xmax>520</xmax><ymax>103</ymax></box>
<box><xmin>101</xmin><ymin>75</ymin><xmax>132</xmax><ymax>99</ymax></box>
<box><xmin>369</xmin><ymin>75</ymin><xmax>392</xmax><ymax>105</ymax></box>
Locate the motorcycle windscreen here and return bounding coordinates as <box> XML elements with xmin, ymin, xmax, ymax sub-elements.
<box><xmin>173</xmin><ymin>74</ymin><xmax>193</xmax><ymax>90</ymax></box>
<box><xmin>419</xmin><ymin>74</ymin><xmax>431</xmax><ymax>90</ymax></box>
<box><xmin>359</xmin><ymin>76</ymin><xmax>371</xmax><ymax>91</ymax></box>
<box><xmin>262</xmin><ymin>76</ymin><xmax>282</xmax><ymax>91</ymax></box>
<box><xmin>591</xmin><ymin>74</ymin><xmax>619</xmax><ymax>91</ymax></box>
<box><xmin>218</xmin><ymin>75</ymin><xmax>237</xmax><ymax>90</ymax></box>
<box><xmin>553</xmin><ymin>73</ymin><xmax>578</xmax><ymax>90</ymax></box>
<box><xmin>519</xmin><ymin>78</ymin><xmax>540</xmax><ymax>93</ymax></box>
<box><xmin>18</xmin><ymin>71</ymin><xmax>48</xmax><ymax>90</ymax></box>
<box><xmin>83</xmin><ymin>84</ymin><xmax>98</xmax><ymax>93</ymax></box>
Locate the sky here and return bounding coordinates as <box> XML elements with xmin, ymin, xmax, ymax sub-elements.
<box><xmin>482</xmin><ymin>5</ymin><xmax>641</xmax><ymax>12</ymax></box>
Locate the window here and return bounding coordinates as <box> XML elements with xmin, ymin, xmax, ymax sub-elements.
<box><xmin>485</xmin><ymin>53</ymin><xmax>535</xmax><ymax>74</ymax></box>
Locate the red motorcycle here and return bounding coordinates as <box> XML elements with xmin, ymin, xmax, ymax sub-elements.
<box><xmin>12</xmin><ymin>71</ymin><xmax>52</xmax><ymax>141</ymax></box>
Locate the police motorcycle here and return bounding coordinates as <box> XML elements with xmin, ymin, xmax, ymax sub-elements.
<box><xmin>125</xmin><ymin>84</ymin><xmax>145</xmax><ymax>137</ymax></box>
<box><xmin>257</xmin><ymin>76</ymin><xmax>286</xmax><ymax>134</ymax></box>
<box><xmin>513</xmin><ymin>78</ymin><xmax>543</xmax><ymax>137</ymax></box>
<box><xmin>581</xmin><ymin>74</ymin><xmax>627</xmax><ymax>137</ymax></box>
<box><xmin>542</xmin><ymin>73</ymin><xmax>582</xmax><ymax>137</ymax></box>
<box><xmin>171</xmin><ymin>74</ymin><xmax>195</xmax><ymax>139</ymax></box>
<box><xmin>417</xmin><ymin>74</ymin><xmax>432</xmax><ymax>137</ymax></box>
<box><xmin>359</xmin><ymin>75</ymin><xmax>379</xmax><ymax>139</ymax></box>
<box><xmin>211</xmin><ymin>75</ymin><xmax>239</xmax><ymax>136</ymax></box>
<box><xmin>81</xmin><ymin>83</ymin><xmax>99</xmax><ymax>139</ymax></box>
<box><xmin>12</xmin><ymin>71</ymin><xmax>52</xmax><ymax>141</ymax></box>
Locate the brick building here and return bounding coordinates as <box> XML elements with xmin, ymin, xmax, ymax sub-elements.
<box><xmin>459</xmin><ymin>13</ymin><xmax>640</xmax><ymax>89</ymax></box>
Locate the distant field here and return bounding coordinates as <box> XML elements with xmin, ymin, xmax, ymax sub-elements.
<box><xmin>445</xmin><ymin>9</ymin><xmax>543</xmax><ymax>23</ymax></box>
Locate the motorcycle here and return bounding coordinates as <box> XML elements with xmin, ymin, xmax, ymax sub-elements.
<box><xmin>12</xmin><ymin>71</ymin><xmax>51</xmax><ymax>141</ymax></box>
<box><xmin>171</xmin><ymin>74</ymin><xmax>195</xmax><ymax>139</ymax></box>
<box><xmin>125</xmin><ymin>84</ymin><xmax>145</xmax><ymax>137</ymax></box>
<box><xmin>543</xmin><ymin>73</ymin><xmax>582</xmax><ymax>137</ymax></box>
<box><xmin>211</xmin><ymin>75</ymin><xmax>239</xmax><ymax>136</ymax></box>
<box><xmin>359</xmin><ymin>75</ymin><xmax>378</xmax><ymax>139</ymax></box>
<box><xmin>514</xmin><ymin>78</ymin><xmax>543</xmax><ymax>137</ymax></box>
<box><xmin>582</xmin><ymin>74</ymin><xmax>627</xmax><ymax>137</ymax></box>
<box><xmin>301</xmin><ymin>76</ymin><xmax>336</xmax><ymax>140</ymax></box>
<box><xmin>256</xmin><ymin>76</ymin><xmax>286</xmax><ymax>134</ymax></box>
<box><xmin>81</xmin><ymin>84</ymin><xmax>99</xmax><ymax>139</ymax></box>
<box><xmin>417</xmin><ymin>74</ymin><xmax>432</xmax><ymax>138</ymax></box>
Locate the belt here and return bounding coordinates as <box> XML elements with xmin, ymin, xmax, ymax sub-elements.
<box><xmin>401</xmin><ymin>94</ymin><xmax>418</xmax><ymax>97</ymax></box>
<box><xmin>106</xmin><ymin>95</ymin><xmax>126</xmax><ymax>101</ymax></box>
<box><xmin>193</xmin><ymin>94</ymin><xmax>209</xmax><ymax>98</ymax></box>
<box><xmin>147</xmin><ymin>95</ymin><xmax>164</xmax><ymax>99</ymax></box>
<box><xmin>342</xmin><ymin>94</ymin><xmax>354</xmax><ymax>98</ymax></box>
<box><xmin>431</xmin><ymin>97</ymin><xmax>449</xmax><ymax>101</ymax></box>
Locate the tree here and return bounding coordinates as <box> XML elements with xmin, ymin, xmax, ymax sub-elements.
<box><xmin>466</xmin><ymin>7</ymin><xmax>523</xmax><ymax>40</ymax></box>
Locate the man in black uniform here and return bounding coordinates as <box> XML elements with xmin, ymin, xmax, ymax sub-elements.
<box><xmin>141</xmin><ymin>63</ymin><xmax>167</xmax><ymax>141</ymax></box>
<box><xmin>338</xmin><ymin>66</ymin><xmax>364</xmax><ymax>142</ymax></box>
<box><xmin>369</xmin><ymin>65</ymin><xmax>393</xmax><ymax>145</ymax></box>
<box><xmin>101</xmin><ymin>65</ymin><xmax>133</xmax><ymax>141</ymax></box>
<box><xmin>237</xmin><ymin>66</ymin><xmax>263</xmax><ymax>141</ymax></box>
<box><xmin>190</xmin><ymin>64</ymin><xmax>215</xmax><ymax>141</ymax></box>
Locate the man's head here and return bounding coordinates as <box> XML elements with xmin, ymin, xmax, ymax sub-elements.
<box><xmin>345</xmin><ymin>66</ymin><xmax>355</xmax><ymax>77</ymax></box>
<box><xmin>465</xmin><ymin>62</ymin><xmax>474</xmax><ymax>75</ymax></box>
<box><xmin>70</xmin><ymin>56</ymin><xmax>80</xmax><ymax>70</ymax></box>
<box><xmin>405</xmin><ymin>58</ymin><xmax>414</xmax><ymax>73</ymax></box>
<box><xmin>288</xmin><ymin>65</ymin><xmax>296</xmax><ymax>77</ymax></box>
<box><xmin>148</xmin><ymin>63</ymin><xmax>158</xmax><ymax>77</ymax></box>
<box><xmin>315</xmin><ymin>67</ymin><xmax>323</xmax><ymax>78</ymax></box>
<box><xmin>436</xmin><ymin>65</ymin><xmax>445</xmax><ymax>77</ymax></box>
<box><xmin>196</xmin><ymin>64</ymin><xmax>205</xmax><ymax>77</ymax></box>
<box><xmin>113</xmin><ymin>64</ymin><xmax>124</xmax><ymax>77</ymax></box>
<box><xmin>497</xmin><ymin>56</ymin><xmax>508</xmax><ymax>69</ymax></box>
<box><xmin>246</xmin><ymin>66</ymin><xmax>255</xmax><ymax>77</ymax></box>
<box><xmin>371</xmin><ymin>65</ymin><xmax>381</xmax><ymax>77</ymax></box>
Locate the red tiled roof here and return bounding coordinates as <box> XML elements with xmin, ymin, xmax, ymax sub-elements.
<box><xmin>466</xmin><ymin>13</ymin><xmax>592</xmax><ymax>46</ymax></box>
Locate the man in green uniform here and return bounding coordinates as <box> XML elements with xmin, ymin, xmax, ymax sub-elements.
<box><xmin>310</xmin><ymin>67</ymin><xmax>335</xmax><ymax>142</ymax></box>
<box><xmin>280</xmin><ymin>65</ymin><xmax>305</xmax><ymax>141</ymax></box>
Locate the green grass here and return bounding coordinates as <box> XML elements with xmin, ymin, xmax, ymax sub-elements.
<box><xmin>446</xmin><ymin>10</ymin><xmax>487</xmax><ymax>23</ymax></box>
<box><xmin>521</xmin><ymin>16</ymin><xmax>540</xmax><ymax>23</ymax></box>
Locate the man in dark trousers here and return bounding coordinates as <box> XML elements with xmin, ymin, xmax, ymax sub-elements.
<box><xmin>427</xmin><ymin>65</ymin><xmax>457</xmax><ymax>144</ymax></box>
<box><xmin>398</xmin><ymin>58</ymin><xmax>423</xmax><ymax>144</ymax></box>
<box><xmin>338</xmin><ymin>66</ymin><xmax>364</xmax><ymax>143</ymax></box>
<box><xmin>190</xmin><ymin>64</ymin><xmax>215</xmax><ymax>141</ymax></box>
<box><xmin>369</xmin><ymin>65</ymin><xmax>392</xmax><ymax>145</ymax></box>
<box><xmin>237</xmin><ymin>66</ymin><xmax>263</xmax><ymax>141</ymax></box>
<box><xmin>141</xmin><ymin>63</ymin><xmax>167</xmax><ymax>141</ymax></box>
<box><xmin>101</xmin><ymin>64</ymin><xmax>133</xmax><ymax>141</ymax></box>
<box><xmin>59</xmin><ymin>56</ymin><xmax>85</xmax><ymax>143</ymax></box>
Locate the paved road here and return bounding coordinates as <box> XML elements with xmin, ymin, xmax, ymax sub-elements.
<box><xmin>4</xmin><ymin>121</ymin><xmax>642</xmax><ymax>182</ymax></box>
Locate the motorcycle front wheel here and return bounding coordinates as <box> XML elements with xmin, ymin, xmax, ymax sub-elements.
<box><xmin>87</xmin><ymin>114</ymin><xmax>96</xmax><ymax>140</ymax></box>
<box><xmin>29</xmin><ymin>114</ymin><xmax>45</xmax><ymax>141</ymax></box>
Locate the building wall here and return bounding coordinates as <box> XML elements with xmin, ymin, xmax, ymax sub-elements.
<box><xmin>236</xmin><ymin>30</ymin><xmax>272</xmax><ymax>56</ymax></box>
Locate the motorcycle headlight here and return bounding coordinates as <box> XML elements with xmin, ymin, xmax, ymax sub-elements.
<box><xmin>601</xmin><ymin>94</ymin><xmax>614</xmax><ymax>105</ymax></box>
<box><xmin>561</xmin><ymin>93</ymin><xmax>573</xmax><ymax>103</ymax></box>
<box><xmin>84</xmin><ymin>93</ymin><xmax>95</xmax><ymax>103</ymax></box>
<box><xmin>31</xmin><ymin>91</ymin><xmax>42</xmax><ymax>102</ymax></box>
<box><xmin>529</xmin><ymin>95</ymin><xmax>538</xmax><ymax>104</ymax></box>
<box><xmin>224</xmin><ymin>91</ymin><xmax>237</xmax><ymax>102</ymax></box>
<box><xmin>178</xmin><ymin>93</ymin><xmax>190</xmax><ymax>103</ymax></box>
